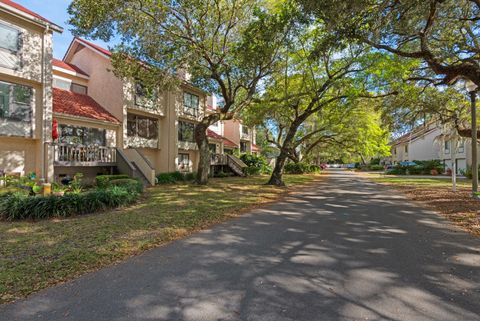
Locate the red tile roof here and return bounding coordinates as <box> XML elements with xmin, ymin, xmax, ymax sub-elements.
<box><xmin>53</xmin><ymin>88</ymin><xmax>119</xmax><ymax>124</ymax></box>
<box><xmin>252</xmin><ymin>144</ymin><xmax>261</xmax><ymax>152</ymax></box>
<box><xmin>75</xmin><ymin>37</ymin><xmax>112</xmax><ymax>57</ymax></box>
<box><xmin>207</xmin><ymin>129</ymin><xmax>238</xmax><ymax>148</ymax></box>
<box><xmin>52</xmin><ymin>58</ymin><xmax>89</xmax><ymax>77</ymax></box>
<box><xmin>207</xmin><ymin>129</ymin><xmax>223</xmax><ymax>140</ymax></box>
<box><xmin>0</xmin><ymin>0</ymin><xmax>59</xmax><ymax>27</ymax></box>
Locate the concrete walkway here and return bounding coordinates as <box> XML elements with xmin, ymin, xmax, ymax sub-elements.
<box><xmin>1</xmin><ymin>170</ymin><xmax>479</xmax><ymax>321</ymax></box>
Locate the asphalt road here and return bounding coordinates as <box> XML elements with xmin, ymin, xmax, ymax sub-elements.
<box><xmin>1</xmin><ymin>170</ymin><xmax>479</xmax><ymax>321</ymax></box>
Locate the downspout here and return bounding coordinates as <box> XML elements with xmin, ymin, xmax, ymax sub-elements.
<box><xmin>41</xmin><ymin>25</ymin><xmax>50</xmax><ymax>181</ymax></box>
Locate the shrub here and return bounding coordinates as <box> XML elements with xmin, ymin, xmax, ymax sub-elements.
<box><xmin>171</xmin><ymin>171</ymin><xmax>185</xmax><ymax>182</ymax></box>
<box><xmin>96</xmin><ymin>174</ymin><xmax>130</xmax><ymax>188</ymax></box>
<box><xmin>156</xmin><ymin>172</ymin><xmax>177</xmax><ymax>184</ymax></box>
<box><xmin>0</xmin><ymin>185</ymin><xmax>142</xmax><ymax>221</ymax></box>
<box><xmin>215</xmin><ymin>171</ymin><xmax>230</xmax><ymax>178</ymax></box>
<box><xmin>368</xmin><ymin>164</ymin><xmax>385</xmax><ymax>171</ymax></box>
<box><xmin>183</xmin><ymin>172</ymin><xmax>197</xmax><ymax>181</ymax></box>
<box><xmin>156</xmin><ymin>171</ymin><xmax>195</xmax><ymax>184</ymax></box>
<box><xmin>109</xmin><ymin>178</ymin><xmax>144</xmax><ymax>194</ymax></box>
<box><xmin>284</xmin><ymin>162</ymin><xmax>321</xmax><ymax>174</ymax></box>
<box><xmin>412</xmin><ymin>160</ymin><xmax>445</xmax><ymax>175</ymax></box>
<box><xmin>460</xmin><ymin>165</ymin><xmax>480</xmax><ymax>179</ymax></box>
<box><xmin>239</xmin><ymin>154</ymin><xmax>272</xmax><ymax>176</ymax></box>
<box><xmin>386</xmin><ymin>167</ymin><xmax>407</xmax><ymax>175</ymax></box>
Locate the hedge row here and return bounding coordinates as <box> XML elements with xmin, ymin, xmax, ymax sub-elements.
<box><xmin>0</xmin><ymin>181</ymin><xmax>143</xmax><ymax>221</ymax></box>
<box><xmin>284</xmin><ymin>162</ymin><xmax>321</xmax><ymax>174</ymax></box>
<box><xmin>156</xmin><ymin>171</ymin><xmax>196</xmax><ymax>184</ymax></box>
<box><xmin>95</xmin><ymin>174</ymin><xmax>130</xmax><ymax>188</ymax></box>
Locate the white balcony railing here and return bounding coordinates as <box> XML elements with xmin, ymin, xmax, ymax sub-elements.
<box><xmin>241</xmin><ymin>132</ymin><xmax>250</xmax><ymax>140</ymax></box>
<box><xmin>52</xmin><ymin>143</ymin><xmax>117</xmax><ymax>166</ymax></box>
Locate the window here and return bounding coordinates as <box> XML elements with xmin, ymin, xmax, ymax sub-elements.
<box><xmin>58</xmin><ymin>125</ymin><xmax>106</xmax><ymax>145</ymax></box>
<box><xmin>71</xmin><ymin>83</ymin><xmax>87</xmax><ymax>95</ymax></box>
<box><xmin>0</xmin><ymin>81</ymin><xmax>32</xmax><ymax>137</ymax></box>
<box><xmin>458</xmin><ymin>139</ymin><xmax>465</xmax><ymax>153</ymax></box>
<box><xmin>127</xmin><ymin>114</ymin><xmax>158</xmax><ymax>139</ymax></box>
<box><xmin>393</xmin><ymin>148</ymin><xmax>397</xmax><ymax>155</ymax></box>
<box><xmin>183</xmin><ymin>92</ymin><xmax>199</xmax><ymax>116</ymax></box>
<box><xmin>178</xmin><ymin>121</ymin><xmax>195</xmax><ymax>142</ymax></box>
<box><xmin>240</xmin><ymin>141</ymin><xmax>247</xmax><ymax>153</ymax></box>
<box><xmin>53</xmin><ymin>78</ymin><xmax>88</xmax><ymax>95</ymax></box>
<box><xmin>404</xmin><ymin>145</ymin><xmax>408</xmax><ymax>153</ymax></box>
<box><xmin>445</xmin><ymin>140</ymin><xmax>451</xmax><ymax>154</ymax></box>
<box><xmin>53</xmin><ymin>78</ymin><xmax>71</xmax><ymax>91</ymax></box>
<box><xmin>178</xmin><ymin>153</ymin><xmax>190</xmax><ymax>171</ymax></box>
<box><xmin>0</xmin><ymin>23</ymin><xmax>19</xmax><ymax>53</ymax></box>
<box><xmin>242</xmin><ymin>125</ymin><xmax>249</xmax><ymax>135</ymax></box>
<box><xmin>134</xmin><ymin>82</ymin><xmax>157</xmax><ymax>108</ymax></box>
<box><xmin>209</xmin><ymin>144</ymin><xmax>217</xmax><ymax>153</ymax></box>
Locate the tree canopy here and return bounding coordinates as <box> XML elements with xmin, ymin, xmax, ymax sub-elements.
<box><xmin>68</xmin><ymin>0</ymin><xmax>293</xmax><ymax>184</ymax></box>
<box><xmin>299</xmin><ymin>0</ymin><xmax>480</xmax><ymax>87</ymax></box>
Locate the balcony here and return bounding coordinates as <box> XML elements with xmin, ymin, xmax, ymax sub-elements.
<box><xmin>241</xmin><ymin>132</ymin><xmax>251</xmax><ymax>141</ymax></box>
<box><xmin>52</xmin><ymin>143</ymin><xmax>117</xmax><ymax>166</ymax></box>
<box><xmin>211</xmin><ymin>153</ymin><xmax>227</xmax><ymax>165</ymax></box>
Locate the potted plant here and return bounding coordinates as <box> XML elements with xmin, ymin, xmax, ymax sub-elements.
<box><xmin>52</xmin><ymin>182</ymin><xmax>66</xmax><ymax>196</ymax></box>
<box><xmin>32</xmin><ymin>183</ymin><xmax>43</xmax><ymax>195</ymax></box>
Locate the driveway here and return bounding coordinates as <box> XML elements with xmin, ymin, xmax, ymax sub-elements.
<box><xmin>1</xmin><ymin>170</ymin><xmax>479</xmax><ymax>321</ymax></box>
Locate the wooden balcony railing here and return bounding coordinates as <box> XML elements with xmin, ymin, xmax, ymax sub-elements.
<box><xmin>52</xmin><ymin>143</ymin><xmax>117</xmax><ymax>166</ymax></box>
<box><xmin>211</xmin><ymin>153</ymin><xmax>227</xmax><ymax>165</ymax></box>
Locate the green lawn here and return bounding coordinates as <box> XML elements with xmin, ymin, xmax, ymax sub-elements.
<box><xmin>0</xmin><ymin>174</ymin><xmax>319</xmax><ymax>304</ymax></box>
<box><xmin>371</xmin><ymin>176</ymin><xmax>471</xmax><ymax>188</ymax></box>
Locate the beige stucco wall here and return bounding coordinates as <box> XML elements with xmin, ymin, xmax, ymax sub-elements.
<box><xmin>67</xmin><ymin>47</ymin><xmax>124</xmax><ymax>122</ymax></box>
<box><xmin>64</xmin><ymin>41</ymin><xmax>211</xmax><ymax>174</ymax></box>
<box><xmin>0</xmin><ymin>13</ymin><xmax>54</xmax><ymax>181</ymax></box>
<box><xmin>0</xmin><ymin>136</ymin><xmax>38</xmax><ymax>175</ymax></box>
<box><xmin>223</xmin><ymin>119</ymin><xmax>240</xmax><ymax>146</ymax></box>
<box><xmin>408</xmin><ymin>128</ymin><xmax>442</xmax><ymax>161</ymax></box>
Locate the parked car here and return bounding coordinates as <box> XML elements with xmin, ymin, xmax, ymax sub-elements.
<box><xmin>399</xmin><ymin>161</ymin><xmax>417</xmax><ymax>167</ymax></box>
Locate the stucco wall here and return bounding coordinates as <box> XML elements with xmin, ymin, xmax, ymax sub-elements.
<box><xmin>408</xmin><ymin>128</ymin><xmax>442</xmax><ymax>161</ymax></box>
<box><xmin>0</xmin><ymin>136</ymin><xmax>38</xmax><ymax>175</ymax></box>
<box><xmin>0</xmin><ymin>14</ymin><xmax>54</xmax><ymax>181</ymax></box>
<box><xmin>67</xmin><ymin>47</ymin><xmax>124</xmax><ymax>122</ymax></box>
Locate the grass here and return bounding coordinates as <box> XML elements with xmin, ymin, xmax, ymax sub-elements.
<box><xmin>0</xmin><ymin>174</ymin><xmax>319</xmax><ymax>304</ymax></box>
<box><xmin>364</xmin><ymin>174</ymin><xmax>480</xmax><ymax>237</ymax></box>
<box><xmin>372</xmin><ymin>176</ymin><xmax>471</xmax><ymax>188</ymax></box>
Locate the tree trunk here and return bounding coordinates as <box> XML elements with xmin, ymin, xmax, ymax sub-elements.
<box><xmin>267</xmin><ymin>150</ymin><xmax>288</xmax><ymax>186</ymax></box>
<box><xmin>195</xmin><ymin>123</ymin><xmax>210</xmax><ymax>185</ymax></box>
<box><xmin>267</xmin><ymin>119</ymin><xmax>304</xmax><ymax>186</ymax></box>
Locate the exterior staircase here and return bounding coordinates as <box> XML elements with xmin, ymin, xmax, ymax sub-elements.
<box><xmin>210</xmin><ymin>153</ymin><xmax>247</xmax><ymax>176</ymax></box>
<box><xmin>226</xmin><ymin>154</ymin><xmax>247</xmax><ymax>176</ymax></box>
<box><xmin>116</xmin><ymin>149</ymin><xmax>156</xmax><ymax>186</ymax></box>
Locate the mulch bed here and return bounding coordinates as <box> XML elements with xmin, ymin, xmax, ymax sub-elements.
<box><xmin>388</xmin><ymin>185</ymin><xmax>480</xmax><ymax>236</ymax></box>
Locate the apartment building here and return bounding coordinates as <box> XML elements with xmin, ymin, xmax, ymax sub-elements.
<box><xmin>0</xmin><ymin>0</ymin><xmax>62</xmax><ymax>181</ymax></box>
<box><xmin>223</xmin><ymin>119</ymin><xmax>259</xmax><ymax>154</ymax></box>
<box><xmin>389</xmin><ymin>121</ymin><xmax>473</xmax><ymax>174</ymax></box>
<box><xmin>0</xmin><ymin>1</ymin><xmax>256</xmax><ymax>184</ymax></box>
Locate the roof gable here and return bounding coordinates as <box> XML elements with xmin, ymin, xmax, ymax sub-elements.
<box><xmin>53</xmin><ymin>88</ymin><xmax>119</xmax><ymax>124</ymax></box>
<box><xmin>0</xmin><ymin>0</ymin><xmax>62</xmax><ymax>31</ymax></box>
